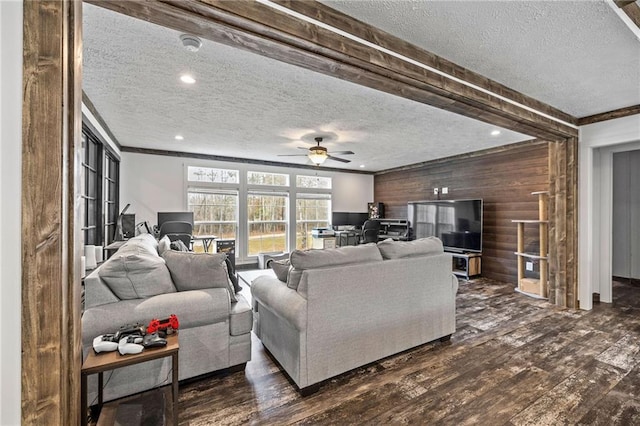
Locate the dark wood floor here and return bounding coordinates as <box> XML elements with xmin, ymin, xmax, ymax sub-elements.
<box><xmin>179</xmin><ymin>278</ymin><xmax>640</xmax><ymax>425</ymax></box>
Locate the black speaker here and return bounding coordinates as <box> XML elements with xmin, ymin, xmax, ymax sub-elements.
<box><xmin>122</xmin><ymin>214</ymin><xmax>136</xmax><ymax>239</ymax></box>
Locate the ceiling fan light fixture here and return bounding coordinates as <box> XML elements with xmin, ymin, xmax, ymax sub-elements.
<box><xmin>308</xmin><ymin>149</ymin><xmax>327</xmax><ymax>165</ymax></box>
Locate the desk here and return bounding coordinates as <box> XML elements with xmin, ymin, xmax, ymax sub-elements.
<box><xmin>81</xmin><ymin>334</ymin><xmax>179</xmax><ymax>426</ymax></box>
<box><xmin>191</xmin><ymin>235</ymin><xmax>218</xmax><ymax>253</ymax></box>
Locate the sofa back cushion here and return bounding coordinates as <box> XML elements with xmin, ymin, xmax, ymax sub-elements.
<box><xmin>287</xmin><ymin>244</ymin><xmax>383</xmax><ymax>290</ymax></box>
<box><xmin>377</xmin><ymin>237</ymin><xmax>444</xmax><ymax>260</ymax></box>
<box><xmin>162</xmin><ymin>251</ymin><xmax>237</xmax><ymax>302</ymax></box>
<box><xmin>118</xmin><ymin>233</ymin><xmax>159</xmax><ymax>257</ymax></box>
<box><xmin>100</xmin><ymin>249</ymin><xmax>176</xmax><ymax>300</ymax></box>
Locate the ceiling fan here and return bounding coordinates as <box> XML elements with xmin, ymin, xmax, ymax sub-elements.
<box><xmin>278</xmin><ymin>137</ymin><xmax>354</xmax><ymax>165</ymax></box>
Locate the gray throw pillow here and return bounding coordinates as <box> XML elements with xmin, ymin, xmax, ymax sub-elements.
<box><xmin>157</xmin><ymin>235</ymin><xmax>171</xmax><ymax>255</ymax></box>
<box><xmin>162</xmin><ymin>251</ymin><xmax>237</xmax><ymax>302</ymax></box>
<box><xmin>270</xmin><ymin>259</ymin><xmax>290</xmax><ymax>283</ymax></box>
<box><xmin>100</xmin><ymin>251</ymin><xmax>176</xmax><ymax>300</ymax></box>
<box><xmin>377</xmin><ymin>237</ymin><xmax>444</xmax><ymax>259</ymax></box>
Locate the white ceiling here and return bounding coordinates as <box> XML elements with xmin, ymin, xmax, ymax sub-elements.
<box><xmin>82</xmin><ymin>1</ymin><xmax>639</xmax><ymax>172</ymax></box>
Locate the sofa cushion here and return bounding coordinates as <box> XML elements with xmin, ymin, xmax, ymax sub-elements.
<box><xmin>270</xmin><ymin>259</ymin><xmax>290</xmax><ymax>283</ymax></box>
<box><xmin>377</xmin><ymin>237</ymin><xmax>444</xmax><ymax>260</ymax></box>
<box><xmin>157</xmin><ymin>235</ymin><xmax>171</xmax><ymax>256</ymax></box>
<box><xmin>229</xmin><ymin>294</ymin><xmax>252</xmax><ymax>336</ymax></box>
<box><xmin>162</xmin><ymin>251</ymin><xmax>237</xmax><ymax>302</ymax></box>
<box><xmin>287</xmin><ymin>244</ymin><xmax>383</xmax><ymax>290</ymax></box>
<box><xmin>100</xmin><ymin>250</ymin><xmax>176</xmax><ymax>300</ymax></box>
<box><xmin>118</xmin><ymin>233</ymin><xmax>159</xmax><ymax>257</ymax></box>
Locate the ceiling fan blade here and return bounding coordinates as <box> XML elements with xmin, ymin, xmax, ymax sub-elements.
<box><xmin>329</xmin><ymin>150</ymin><xmax>354</xmax><ymax>155</ymax></box>
<box><xmin>277</xmin><ymin>154</ymin><xmax>309</xmax><ymax>157</ymax></box>
<box><xmin>297</xmin><ymin>146</ymin><xmax>310</xmax><ymax>150</ymax></box>
<box><xmin>326</xmin><ymin>155</ymin><xmax>351</xmax><ymax>163</ymax></box>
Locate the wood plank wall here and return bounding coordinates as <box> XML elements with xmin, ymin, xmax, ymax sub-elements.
<box><xmin>374</xmin><ymin>141</ymin><xmax>549</xmax><ymax>284</ymax></box>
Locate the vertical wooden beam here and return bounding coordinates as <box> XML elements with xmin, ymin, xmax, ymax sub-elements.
<box><xmin>548</xmin><ymin>138</ymin><xmax>578</xmax><ymax>308</ymax></box>
<box><xmin>22</xmin><ymin>1</ymin><xmax>82</xmax><ymax>424</ymax></box>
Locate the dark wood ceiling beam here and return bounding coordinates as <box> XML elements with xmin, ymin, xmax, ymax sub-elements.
<box><xmin>190</xmin><ymin>0</ymin><xmax>577</xmax><ymax>138</ymax></box>
<box><xmin>614</xmin><ymin>0</ymin><xmax>640</xmax><ymax>30</ymax></box>
<box><xmin>577</xmin><ymin>104</ymin><xmax>640</xmax><ymax>126</ymax></box>
<box><xmin>271</xmin><ymin>0</ymin><xmax>577</xmax><ymax>127</ymax></box>
<box><xmin>87</xmin><ymin>0</ymin><xmax>577</xmax><ymax>141</ymax></box>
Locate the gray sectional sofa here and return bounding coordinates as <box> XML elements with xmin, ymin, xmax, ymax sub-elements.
<box><xmin>251</xmin><ymin>237</ymin><xmax>458</xmax><ymax>393</ymax></box>
<box><xmin>82</xmin><ymin>234</ymin><xmax>252</xmax><ymax>402</ymax></box>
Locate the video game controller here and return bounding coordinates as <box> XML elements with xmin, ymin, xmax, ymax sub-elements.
<box><xmin>118</xmin><ymin>334</ymin><xmax>144</xmax><ymax>355</ymax></box>
<box><xmin>113</xmin><ymin>323</ymin><xmax>146</xmax><ymax>341</ymax></box>
<box><xmin>142</xmin><ymin>332</ymin><xmax>168</xmax><ymax>348</ymax></box>
<box><xmin>92</xmin><ymin>334</ymin><xmax>118</xmax><ymax>353</ymax></box>
<box><xmin>147</xmin><ymin>314</ymin><xmax>179</xmax><ymax>335</ymax></box>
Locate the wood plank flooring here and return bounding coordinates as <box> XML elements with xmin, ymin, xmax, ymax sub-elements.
<box><xmin>178</xmin><ymin>278</ymin><xmax>640</xmax><ymax>425</ymax></box>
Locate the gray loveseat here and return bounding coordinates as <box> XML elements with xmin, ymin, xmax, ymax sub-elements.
<box><xmin>82</xmin><ymin>234</ymin><xmax>252</xmax><ymax>402</ymax></box>
<box><xmin>251</xmin><ymin>237</ymin><xmax>457</xmax><ymax>393</ymax></box>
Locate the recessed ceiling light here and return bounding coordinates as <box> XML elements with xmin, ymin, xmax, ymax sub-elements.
<box><xmin>491</xmin><ymin>130</ymin><xmax>501</xmax><ymax>136</ymax></box>
<box><xmin>359</xmin><ymin>164</ymin><xmax>365</xmax><ymax>168</ymax></box>
<box><xmin>180</xmin><ymin>74</ymin><xmax>196</xmax><ymax>84</ymax></box>
<box><xmin>174</xmin><ymin>135</ymin><xmax>184</xmax><ymax>141</ymax></box>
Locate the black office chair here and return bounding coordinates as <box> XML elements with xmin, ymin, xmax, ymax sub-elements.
<box><xmin>360</xmin><ymin>220</ymin><xmax>381</xmax><ymax>244</ymax></box>
<box><xmin>159</xmin><ymin>221</ymin><xmax>193</xmax><ymax>250</ymax></box>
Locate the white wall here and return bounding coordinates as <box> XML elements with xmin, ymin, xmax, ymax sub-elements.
<box><xmin>612</xmin><ymin>150</ymin><xmax>640</xmax><ymax>279</ymax></box>
<box><xmin>578</xmin><ymin>114</ymin><xmax>640</xmax><ymax>309</ymax></box>
<box><xmin>121</xmin><ymin>152</ymin><xmax>374</xmax><ymax>260</ymax></box>
<box><xmin>0</xmin><ymin>1</ymin><xmax>23</xmax><ymax>424</ymax></box>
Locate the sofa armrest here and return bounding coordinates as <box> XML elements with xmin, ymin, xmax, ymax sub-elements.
<box><xmin>452</xmin><ymin>273</ymin><xmax>459</xmax><ymax>294</ymax></box>
<box><xmin>82</xmin><ymin>287</ymin><xmax>230</xmax><ymax>347</ymax></box>
<box><xmin>251</xmin><ymin>275</ymin><xmax>307</xmax><ymax>331</ymax></box>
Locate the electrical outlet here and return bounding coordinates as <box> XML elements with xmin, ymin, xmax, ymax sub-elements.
<box><xmin>442</xmin><ymin>187</ymin><xmax>449</xmax><ymax>194</ymax></box>
<box><xmin>526</xmin><ymin>261</ymin><xmax>534</xmax><ymax>271</ymax></box>
<box><xmin>433</xmin><ymin>188</ymin><xmax>439</xmax><ymax>195</ymax></box>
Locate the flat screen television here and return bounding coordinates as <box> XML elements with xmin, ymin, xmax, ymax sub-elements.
<box><xmin>408</xmin><ymin>199</ymin><xmax>483</xmax><ymax>253</ymax></box>
<box><xmin>157</xmin><ymin>211</ymin><xmax>194</xmax><ymax>229</ymax></box>
<box><xmin>331</xmin><ymin>212</ymin><xmax>369</xmax><ymax>228</ymax></box>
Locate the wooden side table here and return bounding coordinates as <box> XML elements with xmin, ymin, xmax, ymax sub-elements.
<box><xmin>81</xmin><ymin>333</ymin><xmax>179</xmax><ymax>426</ymax></box>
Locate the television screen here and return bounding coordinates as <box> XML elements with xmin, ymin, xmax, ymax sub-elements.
<box><xmin>408</xmin><ymin>199</ymin><xmax>483</xmax><ymax>253</ymax></box>
<box><xmin>331</xmin><ymin>212</ymin><xmax>369</xmax><ymax>228</ymax></box>
<box><xmin>157</xmin><ymin>211</ymin><xmax>194</xmax><ymax>228</ymax></box>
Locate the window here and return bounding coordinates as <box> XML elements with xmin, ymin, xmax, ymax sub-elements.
<box><xmin>296</xmin><ymin>175</ymin><xmax>332</xmax><ymax>189</ymax></box>
<box><xmin>103</xmin><ymin>152</ymin><xmax>119</xmax><ymax>245</ymax></box>
<box><xmin>82</xmin><ymin>130</ymin><xmax>101</xmax><ymax>245</ymax></box>
<box><xmin>296</xmin><ymin>193</ymin><xmax>331</xmax><ymax>249</ymax></box>
<box><xmin>81</xmin><ymin>123</ymin><xmax>120</xmax><ymax>247</ymax></box>
<box><xmin>247</xmin><ymin>192</ymin><xmax>288</xmax><ymax>256</ymax></box>
<box><xmin>247</xmin><ymin>171</ymin><xmax>289</xmax><ymax>186</ymax></box>
<box><xmin>187</xmin><ymin>166</ymin><xmax>239</xmax><ymax>184</ymax></box>
<box><xmin>188</xmin><ymin>188</ymin><xmax>238</xmax><ymax>241</ymax></box>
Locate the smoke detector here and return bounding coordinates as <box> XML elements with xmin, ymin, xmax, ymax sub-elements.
<box><xmin>180</xmin><ymin>34</ymin><xmax>202</xmax><ymax>52</ymax></box>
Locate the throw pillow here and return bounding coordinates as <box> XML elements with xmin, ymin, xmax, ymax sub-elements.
<box><xmin>270</xmin><ymin>259</ymin><xmax>290</xmax><ymax>283</ymax></box>
<box><xmin>157</xmin><ymin>235</ymin><xmax>171</xmax><ymax>255</ymax></box>
<box><xmin>225</xmin><ymin>257</ymin><xmax>241</xmax><ymax>293</ymax></box>
<box><xmin>170</xmin><ymin>239</ymin><xmax>189</xmax><ymax>252</ymax></box>
<box><xmin>162</xmin><ymin>251</ymin><xmax>237</xmax><ymax>302</ymax></box>
<box><xmin>377</xmin><ymin>237</ymin><xmax>444</xmax><ymax>259</ymax></box>
<box><xmin>100</xmin><ymin>250</ymin><xmax>176</xmax><ymax>300</ymax></box>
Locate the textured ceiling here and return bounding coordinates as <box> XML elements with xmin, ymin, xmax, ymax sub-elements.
<box><xmin>322</xmin><ymin>0</ymin><xmax>640</xmax><ymax>118</ymax></box>
<box><xmin>82</xmin><ymin>3</ymin><xmax>532</xmax><ymax>172</ymax></box>
<box><xmin>83</xmin><ymin>1</ymin><xmax>640</xmax><ymax>171</ymax></box>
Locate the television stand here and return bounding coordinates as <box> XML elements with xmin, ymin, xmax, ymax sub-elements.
<box><xmin>447</xmin><ymin>251</ymin><xmax>481</xmax><ymax>280</ymax></box>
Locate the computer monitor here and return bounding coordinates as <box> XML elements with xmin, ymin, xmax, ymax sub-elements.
<box><xmin>331</xmin><ymin>212</ymin><xmax>369</xmax><ymax>228</ymax></box>
<box><xmin>157</xmin><ymin>212</ymin><xmax>194</xmax><ymax>229</ymax></box>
